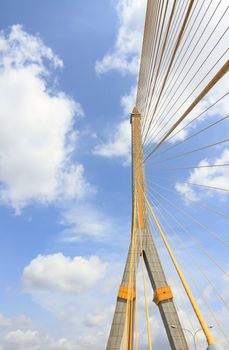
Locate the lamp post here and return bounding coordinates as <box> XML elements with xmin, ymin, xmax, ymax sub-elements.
<box><xmin>170</xmin><ymin>324</ymin><xmax>214</xmax><ymax>350</ymax></box>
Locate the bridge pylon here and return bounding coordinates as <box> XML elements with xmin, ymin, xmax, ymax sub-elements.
<box><xmin>106</xmin><ymin>108</ymin><xmax>189</xmax><ymax>350</ymax></box>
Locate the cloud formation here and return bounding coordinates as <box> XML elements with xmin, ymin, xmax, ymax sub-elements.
<box><xmin>23</xmin><ymin>253</ymin><xmax>107</xmax><ymax>294</ymax></box>
<box><xmin>94</xmin><ymin>0</ymin><xmax>147</xmax><ymax>164</ymax></box>
<box><xmin>93</xmin><ymin>119</ymin><xmax>131</xmax><ymax>164</ymax></box>
<box><xmin>0</xmin><ymin>25</ymin><xmax>92</xmax><ymax>212</ymax></box>
<box><xmin>93</xmin><ymin>86</ymin><xmax>136</xmax><ymax>164</ymax></box>
<box><xmin>60</xmin><ymin>203</ymin><xmax>114</xmax><ymax>240</ymax></box>
<box><xmin>95</xmin><ymin>0</ymin><xmax>147</xmax><ymax>75</ymax></box>
<box><xmin>176</xmin><ymin>148</ymin><xmax>229</xmax><ymax>202</ymax></box>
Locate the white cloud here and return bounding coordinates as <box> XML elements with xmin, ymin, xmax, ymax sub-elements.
<box><xmin>120</xmin><ymin>85</ymin><xmax>137</xmax><ymax>115</ymax></box>
<box><xmin>0</xmin><ymin>25</ymin><xmax>62</xmax><ymax>71</ymax></box>
<box><xmin>93</xmin><ymin>119</ymin><xmax>131</xmax><ymax>164</ymax></box>
<box><xmin>0</xmin><ymin>313</ymin><xmax>80</xmax><ymax>350</ymax></box>
<box><xmin>0</xmin><ymin>314</ymin><xmax>11</xmax><ymax>327</ymax></box>
<box><xmin>93</xmin><ymin>86</ymin><xmax>136</xmax><ymax>164</ymax></box>
<box><xmin>0</xmin><ymin>25</ymin><xmax>92</xmax><ymax>212</ymax></box>
<box><xmin>18</xmin><ymin>257</ymin><xmax>121</xmax><ymax>350</ymax></box>
<box><xmin>2</xmin><ymin>265</ymin><xmax>228</xmax><ymax>349</ymax></box>
<box><xmin>84</xmin><ymin>305</ymin><xmax>114</xmax><ymax>328</ymax></box>
<box><xmin>175</xmin><ymin>182</ymin><xmax>199</xmax><ymax>203</ymax></box>
<box><xmin>60</xmin><ymin>204</ymin><xmax>113</xmax><ymax>240</ymax></box>
<box><xmin>23</xmin><ymin>253</ymin><xmax>107</xmax><ymax>294</ymax></box>
<box><xmin>0</xmin><ymin>314</ymin><xmax>32</xmax><ymax>334</ymax></box>
<box><xmin>176</xmin><ymin>148</ymin><xmax>229</xmax><ymax>202</ymax></box>
<box><xmin>48</xmin><ymin>338</ymin><xmax>76</xmax><ymax>350</ymax></box>
<box><xmin>3</xmin><ymin>330</ymin><xmax>40</xmax><ymax>350</ymax></box>
<box><xmin>1</xmin><ymin>328</ymin><xmax>80</xmax><ymax>350</ymax></box>
<box><xmin>60</xmin><ymin>164</ymin><xmax>94</xmax><ymax>200</ymax></box>
<box><xmin>94</xmin><ymin>0</ymin><xmax>146</xmax><ymax>163</ymax></box>
<box><xmin>95</xmin><ymin>0</ymin><xmax>147</xmax><ymax>75</ymax></box>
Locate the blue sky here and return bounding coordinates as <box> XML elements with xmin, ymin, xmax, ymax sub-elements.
<box><xmin>0</xmin><ymin>1</ymin><xmax>139</xmax><ymax>349</ymax></box>
<box><xmin>0</xmin><ymin>1</ymin><xmax>228</xmax><ymax>349</ymax></box>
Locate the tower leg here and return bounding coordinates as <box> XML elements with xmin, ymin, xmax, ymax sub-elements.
<box><xmin>106</xmin><ymin>242</ymin><xmax>139</xmax><ymax>350</ymax></box>
<box><xmin>143</xmin><ymin>229</ymin><xmax>189</xmax><ymax>350</ymax></box>
<box><xmin>106</xmin><ymin>298</ymin><xmax>135</xmax><ymax>350</ymax></box>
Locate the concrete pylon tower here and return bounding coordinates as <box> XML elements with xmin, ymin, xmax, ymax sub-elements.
<box><xmin>106</xmin><ymin>108</ymin><xmax>189</xmax><ymax>350</ymax></box>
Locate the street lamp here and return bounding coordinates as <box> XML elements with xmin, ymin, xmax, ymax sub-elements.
<box><xmin>170</xmin><ymin>324</ymin><xmax>214</xmax><ymax>350</ymax></box>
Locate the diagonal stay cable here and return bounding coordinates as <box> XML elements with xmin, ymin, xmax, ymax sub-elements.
<box><xmin>146</xmin><ymin>192</ymin><xmax>228</xmax><ymax>343</ymax></box>
<box><xmin>143</xmin><ymin>0</ymin><xmax>189</xmax><ymax>127</ymax></box>
<box><xmin>144</xmin><ymin>0</ymin><xmax>227</xmax><ymax>146</ymax></box>
<box><xmin>141</xmin><ymin>0</ymin><xmax>178</xmax><ymax>131</ymax></box>
<box><xmin>147</xmin><ymin>189</ymin><xmax>229</xmax><ymax>277</ymax></box>
<box><xmin>149</xmin><ymin>163</ymin><xmax>229</xmax><ymax>172</ymax></box>
<box><xmin>138</xmin><ymin>0</ymin><xmax>165</xmax><ymax>117</ymax></box>
<box><xmin>148</xmin><ymin>179</ymin><xmax>229</xmax><ymax>218</ymax></box>
<box><xmin>185</xmin><ymin>182</ymin><xmax>229</xmax><ymax>193</ymax></box>
<box><xmin>144</xmin><ymin>45</ymin><xmax>228</xmax><ymax>155</ymax></box>
<box><xmin>148</xmin><ymin>176</ymin><xmax>229</xmax><ymax>218</ymax></box>
<box><xmin>150</xmin><ymin>114</ymin><xmax>229</xmax><ymax>159</ymax></box>
<box><xmin>146</xmin><ymin>138</ymin><xmax>229</xmax><ymax>165</ymax></box>
<box><xmin>137</xmin><ymin>0</ymin><xmax>159</xmax><ymax>111</ymax></box>
<box><xmin>146</xmin><ymin>0</ymin><xmax>214</xmax><ymax>128</ymax></box>
<box><xmin>151</xmin><ymin>174</ymin><xmax>229</xmax><ymax>193</ymax></box>
<box><xmin>146</xmin><ymin>186</ymin><xmax>229</xmax><ymax>248</ymax></box>
<box><xmin>149</xmin><ymin>193</ymin><xmax>228</xmax><ymax>308</ymax></box>
<box><xmin>145</xmin><ymin>44</ymin><xmax>229</xmax><ymax>151</ymax></box>
<box><xmin>142</xmin><ymin>0</ymin><xmax>195</xmax><ymax>145</ymax></box>
<box><xmin>140</xmin><ymin>0</ymin><xmax>169</xmax><ymax>129</ymax></box>
<box><xmin>166</xmin><ymin>92</ymin><xmax>229</xmax><ymax>143</ymax></box>
<box><xmin>143</xmin><ymin>60</ymin><xmax>229</xmax><ymax>162</ymax></box>
<box><xmin>147</xmin><ymin>204</ymin><xmax>229</xmax><ymax>344</ymax></box>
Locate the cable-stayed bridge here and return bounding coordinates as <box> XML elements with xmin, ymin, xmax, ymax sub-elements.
<box><xmin>106</xmin><ymin>0</ymin><xmax>228</xmax><ymax>349</ymax></box>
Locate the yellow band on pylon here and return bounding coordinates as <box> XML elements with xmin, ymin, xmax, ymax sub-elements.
<box><xmin>153</xmin><ymin>285</ymin><xmax>173</xmax><ymax>305</ymax></box>
<box><xmin>118</xmin><ymin>285</ymin><xmax>136</xmax><ymax>301</ymax></box>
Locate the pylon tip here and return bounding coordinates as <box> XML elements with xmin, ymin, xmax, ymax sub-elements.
<box><xmin>132</xmin><ymin>106</ymin><xmax>140</xmax><ymax>115</ymax></box>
